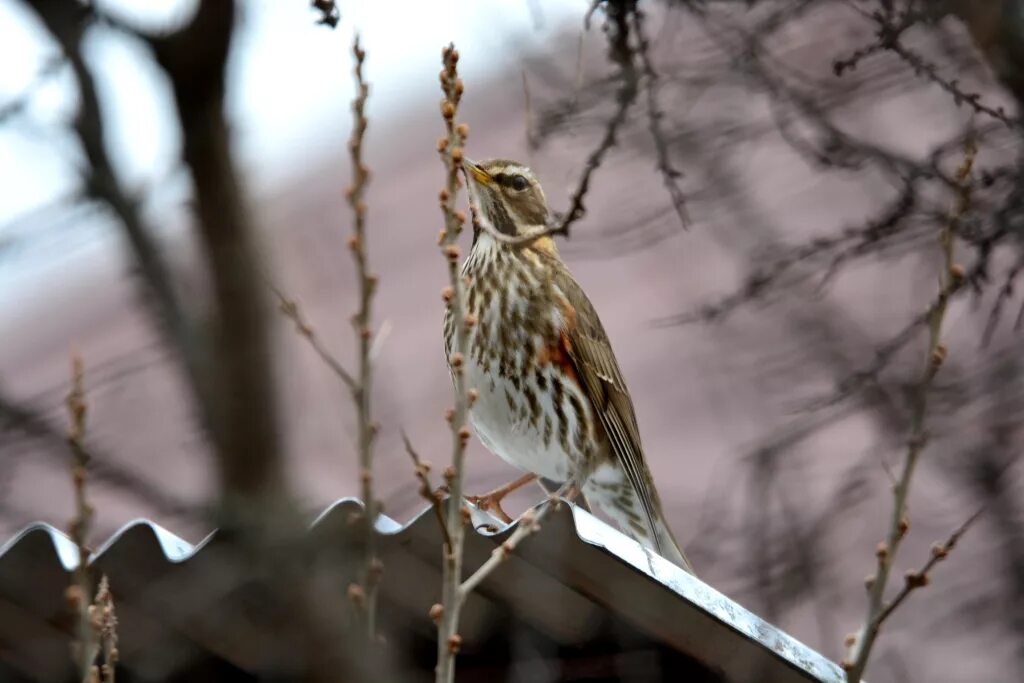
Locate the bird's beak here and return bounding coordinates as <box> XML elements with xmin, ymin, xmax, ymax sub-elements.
<box><xmin>463</xmin><ymin>157</ymin><xmax>492</xmax><ymax>186</ymax></box>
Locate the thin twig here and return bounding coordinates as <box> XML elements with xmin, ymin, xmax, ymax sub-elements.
<box><xmin>435</xmin><ymin>43</ymin><xmax>473</xmax><ymax>683</ymax></box>
<box><xmin>63</xmin><ymin>351</ymin><xmax>100</xmax><ymax>683</ymax></box>
<box><xmin>273</xmin><ymin>288</ymin><xmax>356</xmax><ymax>390</ymax></box>
<box><xmin>844</xmin><ymin>139</ymin><xmax>976</xmax><ymax>682</ymax></box>
<box><xmin>402</xmin><ymin>432</ymin><xmax>452</xmax><ymax>553</ymax></box>
<box><xmin>344</xmin><ymin>34</ymin><xmax>382</xmax><ymax>638</ymax></box>
<box><xmin>873</xmin><ymin>505</ymin><xmax>985</xmax><ymax>627</ymax></box>
<box><xmin>95</xmin><ymin>575</ymin><xmax>119</xmax><ymax>683</ymax></box>
<box><xmin>631</xmin><ymin>5</ymin><xmax>689</xmax><ymax>228</ymax></box>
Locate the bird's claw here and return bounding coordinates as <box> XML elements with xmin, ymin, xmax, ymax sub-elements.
<box><xmin>466</xmin><ymin>492</ymin><xmax>514</xmax><ymax>524</ymax></box>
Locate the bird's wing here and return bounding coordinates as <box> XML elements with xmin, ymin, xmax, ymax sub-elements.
<box><xmin>546</xmin><ymin>261</ymin><xmax>664</xmax><ymax>551</ymax></box>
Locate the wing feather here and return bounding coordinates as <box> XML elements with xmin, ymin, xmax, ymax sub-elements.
<box><xmin>545</xmin><ymin>259</ymin><xmax>664</xmax><ymax>552</ymax></box>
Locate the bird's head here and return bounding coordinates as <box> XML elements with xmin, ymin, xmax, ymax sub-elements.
<box><xmin>462</xmin><ymin>158</ymin><xmax>550</xmax><ymax>243</ymax></box>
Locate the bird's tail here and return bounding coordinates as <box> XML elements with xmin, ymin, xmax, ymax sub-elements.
<box><xmin>582</xmin><ymin>478</ymin><xmax>696</xmax><ymax>576</ymax></box>
<box><xmin>652</xmin><ymin>513</ymin><xmax>696</xmax><ymax>576</ymax></box>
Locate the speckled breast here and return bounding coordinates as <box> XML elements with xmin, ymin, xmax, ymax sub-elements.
<box><xmin>444</xmin><ymin>237</ymin><xmax>595</xmax><ymax>484</ymax></box>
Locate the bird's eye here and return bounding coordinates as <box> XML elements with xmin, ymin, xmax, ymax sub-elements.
<box><xmin>510</xmin><ymin>175</ymin><xmax>529</xmax><ymax>191</ymax></box>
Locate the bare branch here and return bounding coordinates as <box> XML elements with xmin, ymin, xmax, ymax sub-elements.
<box><xmin>345</xmin><ymin>34</ymin><xmax>383</xmax><ymax>637</ymax></box>
<box><xmin>874</xmin><ymin>505</ymin><xmax>986</xmax><ymax>627</ymax></box>
<box><xmin>844</xmin><ymin>139</ymin><xmax>976</xmax><ymax>682</ymax></box>
<box><xmin>273</xmin><ymin>287</ymin><xmax>357</xmax><ymax>390</ymax></box>
<box><xmin>435</xmin><ymin>42</ymin><xmax>472</xmax><ymax>683</ymax></box>
<box><xmin>631</xmin><ymin>5</ymin><xmax>689</xmax><ymax>228</ymax></box>
<box><xmin>402</xmin><ymin>431</ymin><xmax>452</xmax><ymax>553</ymax></box>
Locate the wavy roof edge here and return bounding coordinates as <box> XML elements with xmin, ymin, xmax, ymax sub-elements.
<box><xmin>0</xmin><ymin>498</ymin><xmax>850</xmax><ymax>683</ymax></box>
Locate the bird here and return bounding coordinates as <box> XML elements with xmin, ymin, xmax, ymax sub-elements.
<box><xmin>442</xmin><ymin>157</ymin><xmax>695</xmax><ymax>575</ymax></box>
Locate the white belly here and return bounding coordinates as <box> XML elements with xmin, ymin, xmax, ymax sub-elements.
<box><xmin>465</xmin><ymin>356</ymin><xmax>577</xmax><ymax>483</ymax></box>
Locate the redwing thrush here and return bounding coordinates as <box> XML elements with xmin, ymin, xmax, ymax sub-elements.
<box><xmin>443</xmin><ymin>158</ymin><xmax>695</xmax><ymax>575</ymax></box>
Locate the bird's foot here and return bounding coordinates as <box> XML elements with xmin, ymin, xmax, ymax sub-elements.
<box><xmin>466</xmin><ymin>473</ymin><xmax>539</xmax><ymax>524</ymax></box>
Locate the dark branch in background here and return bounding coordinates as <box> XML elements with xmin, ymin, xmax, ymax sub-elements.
<box><xmin>0</xmin><ymin>390</ymin><xmax>197</xmax><ymax>521</ymax></box>
<box><xmin>310</xmin><ymin>0</ymin><xmax>340</xmax><ymax>29</ymax></box>
<box><xmin>24</xmin><ymin>0</ymin><xmax>213</xmax><ymax>436</ymax></box>
<box><xmin>834</xmin><ymin>2</ymin><xmax>1016</xmax><ymax>128</ymax></box>
<box><xmin>149</xmin><ymin>0</ymin><xmax>282</xmax><ymax>513</ymax></box>
<box><xmin>550</xmin><ymin>0</ymin><xmax>639</xmax><ymax>238</ymax></box>
<box><xmin>630</xmin><ymin>3</ymin><xmax>689</xmax><ymax>228</ymax></box>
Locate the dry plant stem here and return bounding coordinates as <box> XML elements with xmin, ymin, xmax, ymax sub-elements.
<box><xmin>845</xmin><ymin>142</ymin><xmax>976</xmax><ymax>682</ymax></box>
<box><xmin>95</xmin><ymin>575</ymin><xmax>119</xmax><ymax>683</ymax></box>
<box><xmin>274</xmin><ymin>288</ymin><xmax>356</xmax><ymax>389</ymax></box>
<box><xmin>874</xmin><ymin>506</ymin><xmax>985</xmax><ymax>627</ymax></box>
<box><xmin>402</xmin><ymin>432</ymin><xmax>453</xmax><ymax>552</ymax></box>
<box><xmin>436</xmin><ymin>43</ymin><xmax>471</xmax><ymax>683</ymax></box>
<box><xmin>65</xmin><ymin>353</ymin><xmax>99</xmax><ymax>683</ymax></box>
<box><xmin>346</xmin><ymin>34</ymin><xmax>381</xmax><ymax>638</ymax></box>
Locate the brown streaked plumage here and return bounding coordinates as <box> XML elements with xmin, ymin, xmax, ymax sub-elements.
<box><xmin>444</xmin><ymin>158</ymin><xmax>695</xmax><ymax>575</ymax></box>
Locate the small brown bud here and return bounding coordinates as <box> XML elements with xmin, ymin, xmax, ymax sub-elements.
<box><xmin>455</xmin><ymin>78</ymin><xmax>464</xmax><ymax>96</ymax></box>
<box><xmin>840</xmin><ymin>660</ymin><xmax>853</xmax><ymax>672</ymax></box>
<box><xmin>441</xmin><ymin>101</ymin><xmax>455</xmax><ymax>120</ymax></box>
<box><xmin>931</xmin><ymin>543</ymin><xmax>949</xmax><ymax>559</ymax></box>
<box><xmin>500</xmin><ymin>541</ymin><xmax>514</xmax><ymax>558</ymax></box>
<box><xmin>438</xmin><ymin>229</ymin><xmax>447</xmax><ymax>246</ymax></box>
<box><xmin>950</xmin><ymin>263</ymin><xmax>965</xmax><ymax>282</ymax></box>
<box><xmin>464</xmin><ymin>313</ymin><xmax>477</xmax><ymax>328</ymax></box>
<box><xmin>451</xmin><ymin>147</ymin><xmax>464</xmax><ymax>165</ymax></box>
<box><xmin>456</xmin><ymin>123</ymin><xmax>469</xmax><ymax>139</ymax></box>
<box><xmin>876</xmin><ymin>542</ymin><xmax>889</xmax><ymax>560</ymax></box>
<box><xmin>361</xmin><ymin>327</ymin><xmax>372</xmax><ymax>340</ymax></box>
<box><xmin>455</xmin><ymin>210</ymin><xmax>467</xmax><ymax>225</ymax></box>
<box><xmin>347</xmin><ymin>582</ymin><xmax>366</xmax><ymax>607</ymax></box>
<box><xmin>458</xmin><ymin>426</ymin><xmax>471</xmax><ymax>443</ymax></box>
<box><xmin>445</xmin><ymin>244</ymin><xmax>461</xmax><ymax>261</ymax></box>
<box><xmin>904</xmin><ymin>570</ymin><xmax>929</xmax><ymax>589</ymax></box>
<box><xmin>442</xmin><ymin>286</ymin><xmax>455</xmax><ymax>303</ymax></box>
<box><xmin>931</xmin><ymin>344</ymin><xmax>947</xmax><ymax>368</ymax></box>
<box><xmin>439</xmin><ymin>188</ymin><xmax>449</xmax><ymax>202</ymax></box>
<box><xmin>429</xmin><ymin>603</ymin><xmax>444</xmax><ymax>623</ymax></box>
<box><xmin>467</xmin><ymin>388</ymin><xmax>479</xmax><ymax>406</ymax></box>
<box><xmin>898</xmin><ymin>516</ymin><xmax>910</xmax><ymax>537</ymax></box>
<box><xmin>844</xmin><ymin>633</ymin><xmax>857</xmax><ymax>648</ymax></box>
<box><xmin>437</xmin><ymin>137</ymin><xmax>449</xmax><ymax>152</ymax></box>
<box><xmin>369</xmin><ymin>557</ymin><xmax>385</xmax><ymax>579</ymax></box>
<box><xmin>360</xmin><ymin>468</ymin><xmax>372</xmax><ymax>485</ymax></box>
<box><xmin>443</xmin><ymin>466</ymin><xmax>456</xmax><ymax>482</ymax></box>
<box><xmin>444</xmin><ymin>408</ymin><xmax>455</xmax><ymax>423</ymax></box>
<box><xmin>450</xmin><ymin>352</ymin><xmax>464</xmax><ymax>368</ymax></box>
<box><xmin>347</xmin><ymin>235</ymin><xmax>361</xmax><ymax>251</ymax></box>
<box><xmin>448</xmin><ymin>634</ymin><xmax>463</xmax><ymax>653</ymax></box>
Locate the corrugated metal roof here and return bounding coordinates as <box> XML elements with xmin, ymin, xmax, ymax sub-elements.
<box><xmin>0</xmin><ymin>499</ymin><xmax>847</xmax><ymax>682</ymax></box>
